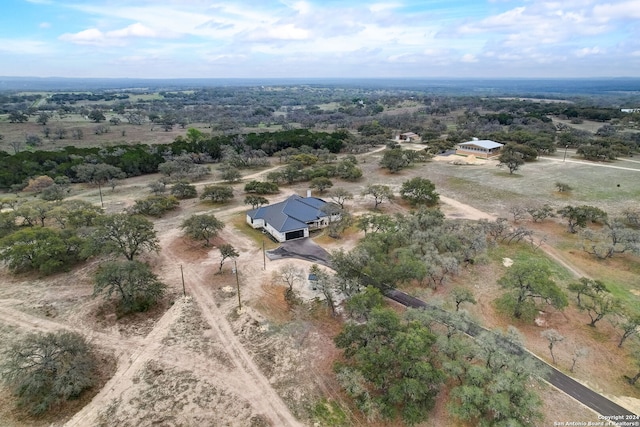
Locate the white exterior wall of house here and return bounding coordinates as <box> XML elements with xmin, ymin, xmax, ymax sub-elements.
<box><xmin>246</xmin><ymin>215</ymin><xmax>264</xmax><ymax>229</ymax></box>
<box><xmin>264</xmin><ymin>223</ymin><xmax>309</xmax><ymax>242</ymax></box>
<box><xmin>265</xmin><ymin>223</ymin><xmax>287</xmax><ymax>242</ymax></box>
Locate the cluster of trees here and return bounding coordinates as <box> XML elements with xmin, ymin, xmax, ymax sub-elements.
<box><xmin>0</xmin><ymin>128</ymin><xmax>360</xmax><ymax>189</ymax></box>
<box><xmin>497</xmin><ymin>203</ymin><xmax>639</xmax><ymax>261</ymax></box>
<box><xmin>50</xmin><ymin>92</ymin><xmax>129</xmax><ymax>103</ymax></box>
<box><xmin>0</xmin><ymin>199</ymin><xmax>166</xmax><ymax>314</ymax></box>
<box><xmin>4</xmin><ymin>84</ymin><xmax>639</xmax><ymax>159</ymax></box>
<box><xmin>332</xmin><ymin>284</ymin><xmax>544</xmax><ymax>425</ymax></box>
<box><xmin>266</xmin><ymin>154</ymin><xmax>363</xmax><ymax>185</ymax></box>
<box><xmin>332</xmin><ymin>207</ymin><xmax>488</xmax><ymax>291</ymax></box>
<box><xmin>379</xmin><ymin>147</ymin><xmax>431</xmax><ymax>173</ymax></box>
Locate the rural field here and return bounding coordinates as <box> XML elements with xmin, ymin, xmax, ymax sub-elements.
<box><xmin>0</xmin><ymin>88</ymin><xmax>639</xmax><ymax>426</ymax></box>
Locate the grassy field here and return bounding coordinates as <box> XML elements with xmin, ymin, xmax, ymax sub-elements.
<box><xmin>424</xmin><ymin>153</ymin><xmax>640</xmax><ymax>215</ymax></box>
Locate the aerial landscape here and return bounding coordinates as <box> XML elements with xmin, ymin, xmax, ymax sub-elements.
<box><xmin>1</xmin><ymin>1</ymin><xmax>640</xmax><ymax>426</ymax></box>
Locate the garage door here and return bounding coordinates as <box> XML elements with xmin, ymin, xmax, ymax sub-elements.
<box><xmin>285</xmin><ymin>229</ymin><xmax>304</xmax><ymax>240</ymax></box>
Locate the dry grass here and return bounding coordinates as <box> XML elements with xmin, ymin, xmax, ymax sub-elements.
<box><xmin>0</xmin><ymin>115</ymin><xmax>212</xmax><ymax>153</ymax></box>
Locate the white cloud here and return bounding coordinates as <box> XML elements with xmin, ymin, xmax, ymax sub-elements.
<box><xmin>108</xmin><ymin>23</ymin><xmax>158</xmax><ymax>38</ymax></box>
<box><xmin>576</xmin><ymin>46</ymin><xmax>603</xmax><ymax>57</ymax></box>
<box><xmin>244</xmin><ymin>24</ymin><xmax>309</xmax><ymax>42</ymax></box>
<box><xmin>593</xmin><ymin>1</ymin><xmax>640</xmax><ymax>21</ymax></box>
<box><xmin>204</xmin><ymin>53</ymin><xmax>248</xmax><ymax>63</ymax></box>
<box><xmin>39</xmin><ymin>22</ymin><xmax>51</xmax><ymax>29</ymax></box>
<box><xmin>59</xmin><ymin>22</ymin><xmax>172</xmax><ymax>46</ymax></box>
<box><xmin>59</xmin><ymin>29</ymin><xmax>114</xmax><ymax>46</ymax></box>
<box><xmin>370</xmin><ymin>3</ymin><xmax>402</xmax><ymax>13</ymax></box>
<box><xmin>0</xmin><ymin>39</ymin><xmax>50</xmax><ymax>54</ymax></box>
<box><xmin>290</xmin><ymin>1</ymin><xmax>312</xmax><ymax>15</ymax></box>
<box><xmin>461</xmin><ymin>53</ymin><xmax>478</xmax><ymax>63</ymax></box>
<box><xmin>16</xmin><ymin>0</ymin><xmax>639</xmax><ymax>78</ymax></box>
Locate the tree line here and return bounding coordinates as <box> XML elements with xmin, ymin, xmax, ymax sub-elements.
<box><xmin>0</xmin><ymin>128</ymin><xmax>351</xmax><ymax>189</ymax></box>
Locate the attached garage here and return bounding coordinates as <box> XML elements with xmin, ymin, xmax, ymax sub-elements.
<box><xmin>285</xmin><ymin>230</ymin><xmax>305</xmax><ymax>240</ymax></box>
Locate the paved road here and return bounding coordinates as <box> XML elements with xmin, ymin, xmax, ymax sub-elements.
<box><xmin>385</xmin><ymin>289</ymin><xmax>638</xmax><ymax>419</ymax></box>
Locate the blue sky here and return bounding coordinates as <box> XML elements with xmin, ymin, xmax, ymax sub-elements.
<box><xmin>2</xmin><ymin>0</ymin><xmax>639</xmax><ymax>78</ymax></box>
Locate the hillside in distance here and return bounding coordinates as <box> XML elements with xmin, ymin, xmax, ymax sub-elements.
<box><xmin>2</xmin><ymin>76</ymin><xmax>640</xmax><ymax>98</ymax></box>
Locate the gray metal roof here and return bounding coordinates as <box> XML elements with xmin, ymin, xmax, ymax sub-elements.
<box><xmin>247</xmin><ymin>195</ymin><xmax>328</xmax><ymax>233</ymax></box>
<box><xmin>458</xmin><ymin>140</ymin><xmax>504</xmax><ymax>149</ymax></box>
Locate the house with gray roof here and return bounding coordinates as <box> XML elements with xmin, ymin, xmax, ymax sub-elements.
<box><xmin>456</xmin><ymin>139</ymin><xmax>504</xmax><ymax>158</ymax></box>
<box><xmin>246</xmin><ymin>194</ymin><xmax>337</xmax><ymax>242</ymax></box>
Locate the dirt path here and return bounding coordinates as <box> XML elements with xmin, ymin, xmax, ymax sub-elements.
<box><xmin>439</xmin><ymin>195</ymin><xmax>496</xmax><ymax>221</ymax></box>
<box><xmin>57</xmin><ymin>224</ymin><xmax>301</xmax><ymax>426</ymax></box>
<box><xmin>0</xmin><ymin>304</ymin><xmax>139</xmax><ymax>351</ymax></box>
<box><xmin>65</xmin><ymin>302</ymin><xmax>182</xmax><ymax>426</ymax></box>
<box><xmin>160</xmin><ymin>229</ymin><xmax>303</xmax><ymax>427</ymax></box>
<box><xmin>539</xmin><ymin>156</ymin><xmax>640</xmax><ymax>172</ymax></box>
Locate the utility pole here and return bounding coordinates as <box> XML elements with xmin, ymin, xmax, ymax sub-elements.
<box><xmin>97</xmin><ymin>180</ymin><xmax>104</xmax><ymax>208</ymax></box>
<box><xmin>262</xmin><ymin>239</ymin><xmax>266</xmax><ymax>270</ymax></box>
<box><xmin>563</xmin><ymin>145</ymin><xmax>569</xmax><ymax>162</ymax></box>
<box><xmin>234</xmin><ymin>259</ymin><xmax>241</xmax><ymax>311</ymax></box>
<box><xmin>180</xmin><ymin>264</ymin><xmax>186</xmax><ymax>297</ymax></box>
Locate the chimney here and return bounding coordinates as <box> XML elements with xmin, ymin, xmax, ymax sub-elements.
<box><xmin>306</xmin><ymin>189</ymin><xmax>311</xmax><ymax>198</ymax></box>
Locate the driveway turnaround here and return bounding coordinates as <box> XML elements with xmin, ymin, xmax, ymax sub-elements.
<box><xmin>266</xmin><ymin>238</ymin><xmax>332</xmax><ymax>267</ymax></box>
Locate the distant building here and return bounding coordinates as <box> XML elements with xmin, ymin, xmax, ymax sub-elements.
<box><xmin>397</xmin><ymin>132</ymin><xmax>421</xmax><ymax>142</ymax></box>
<box><xmin>621</xmin><ymin>108</ymin><xmax>640</xmax><ymax>113</ymax></box>
<box><xmin>455</xmin><ymin>139</ymin><xmax>504</xmax><ymax>158</ymax></box>
<box><xmin>246</xmin><ymin>194</ymin><xmax>338</xmax><ymax>242</ymax></box>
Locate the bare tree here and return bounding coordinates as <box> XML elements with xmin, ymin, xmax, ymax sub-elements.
<box><xmin>508</xmin><ymin>205</ymin><xmax>528</xmax><ymax>223</ymax></box>
<box><xmin>362</xmin><ymin>184</ymin><xmax>394</xmax><ymax>209</ymax></box>
<box><xmin>570</xmin><ymin>347</ymin><xmax>588</xmax><ymax>373</ymax></box>
<box><xmin>328</xmin><ymin>188</ymin><xmax>354</xmax><ymax>209</ymax></box>
<box><xmin>274</xmin><ymin>264</ymin><xmax>305</xmax><ymax>309</ymax></box>
<box><xmin>9</xmin><ymin>140</ymin><xmax>22</xmax><ymax>154</ymax></box>
<box><xmin>310</xmin><ymin>264</ymin><xmax>338</xmax><ymax>315</ymax></box>
<box><xmin>541</xmin><ymin>329</ymin><xmax>564</xmax><ymax>365</ymax></box>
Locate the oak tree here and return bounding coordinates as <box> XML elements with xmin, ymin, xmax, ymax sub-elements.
<box><xmin>399</xmin><ymin>177</ymin><xmax>439</xmax><ymax>207</ymax></box>
<box><xmin>90</xmin><ymin>214</ymin><xmax>160</xmax><ymax>261</ymax></box>
<box><xmin>0</xmin><ymin>331</ymin><xmax>96</xmax><ymax>415</ymax></box>
<box><xmin>497</xmin><ymin>261</ymin><xmax>567</xmax><ymax>320</ymax></box>
<box><xmin>94</xmin><ymin>260</ymin><xmax>166</xmax><ymax>313</ymax></box>
<box><xmin>200</xmin><ymin>185</ymin><xmax>234</xmax><ymax>203</ymax></box>
<box><xmin>180</xmin><ymin>214</ymin><xmax>224</xmax><ymax>247</ymax></box>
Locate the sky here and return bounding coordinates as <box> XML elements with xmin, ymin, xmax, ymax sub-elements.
<box><xmin>1</xmin><ymin>0</ymin><xmax>640</xmax><ymax>79</ymax></box>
